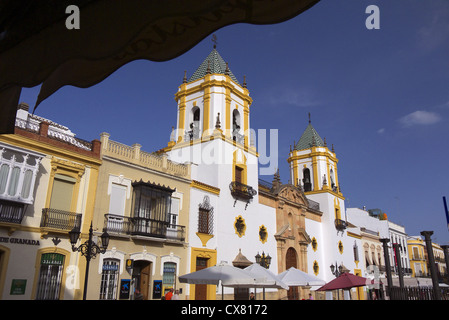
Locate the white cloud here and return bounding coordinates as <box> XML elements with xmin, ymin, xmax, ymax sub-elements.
<box><xmin>398</xmin><ymin>110</ymin><xmax>442</xmax><ymax>127</ymax></box>
<box><xmin>377</xmin><ymin>128</ymin><xmax>385</xmax><ymax>134</ymax></box>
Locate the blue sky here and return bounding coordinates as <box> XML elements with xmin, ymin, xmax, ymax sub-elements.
<box><xmin>19</xmin><ymin>1</ymin><xmax>449</xmax><ymax>244</ymax></box>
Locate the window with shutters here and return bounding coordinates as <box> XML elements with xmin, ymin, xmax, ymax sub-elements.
<box><xmin>106</xmin><ymin>183</ymin><xmax>127</xmax><ymax>233</ymax></box>
<box><xmin>41</xmin><ymin>158</ymin><xmax>84</xmax><ymax>231</ymax></box>
<box><xmin>49</xmin><ymin>174</ymin><xmax>76</xmax><ymax>212</ymax></box>
<box><xmin>413</xmin><ymin>247</ymin><xmax>420</xmax><ymax>260</ymax></box>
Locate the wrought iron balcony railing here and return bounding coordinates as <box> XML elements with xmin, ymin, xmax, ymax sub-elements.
<box><xmin>230</xmin><ymin>181</ymin><xmax>257</xmax><ymax>201</ymax></box>
<box><xmin>40</xmin><ymin>208</ymin><xmax>82</xmax><ymax>231</ymax></box>
<box><xmin>0</xmin><ymin>200</ymin><xmax>26</xmax><ymax>224</ymax></box>
<box><xmin>104</xmin><ymin>214</ymin><xmax>185</xmax><ymax>242</ymax></box>
<box><xmin>334</xmin><ymin>219</ymin><xmax>347</xmax><ymax>232</ymax></box>
<box><xmin>230</xmin><ymin>181</ymin><xmax>257</xmax><ymax>209</ymax></box>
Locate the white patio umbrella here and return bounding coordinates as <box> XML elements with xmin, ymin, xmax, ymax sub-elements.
<box><xmin>278</xmin><ymin>267</ymin><xmax>326</xmax><ymax>286</ymax></box>
<box><xmin>244</xmin><ymin>264</ymin><xmax>289</xmax><ymax>289</ymax></box>
<box><xmin>179</xmin><ymin>262</ymin><xmax>262</xmax><ymax>299</ymax></box>
<box><xmin>242</xmin><ymin>263</ymin><xmax>289</xmax><ymax>300</ymax></box>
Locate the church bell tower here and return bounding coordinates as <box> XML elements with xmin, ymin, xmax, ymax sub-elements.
<box><xmin>287</xmin><ymin>114</ymin><xmax>342</xmax><ymax>197</ymax></box>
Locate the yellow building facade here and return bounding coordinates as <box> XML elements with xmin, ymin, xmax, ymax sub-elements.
<box><xmin>0</xmin><ymin>103</ymin><xmax>101</xmax><ymax>300</ymax></box>
<box><xmin>85</xmin><ymin>133</ymin><xmax>191</xmax><ymax>300</ymax></box>
<box><xmin>407</xmin><ymin>236</ymin><xmax>428</xmax><ymax>278</ymax></box>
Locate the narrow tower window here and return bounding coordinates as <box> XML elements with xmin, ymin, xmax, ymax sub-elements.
<box><xmin>186</xmin><ymin>107</ymin><xmax>200</xmax><ymax>140</ymax></box>
<box><xmin>232</xmin><ymin>109</ymin><xmax>243</xmax><ymax>143</ymax></box>
<box><xmin>303</xmin><ymin>168</ymin><xmax>312</xmax><ymax>192</ymax></box>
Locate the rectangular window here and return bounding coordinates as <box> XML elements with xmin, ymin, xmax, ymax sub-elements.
<box><xmin>0</xmin><ymin>145</ymin><xmax>42</xmax><ymax>204</ymax></box>
<box><xmin>198</xmin><ymin>208</ymin><xmax>211</xmax><ymax>234</ymax></box>
<box><xmin>36</xmin><ymin>253</ymin><xmax>65</xmax><ymax>300</ymax></box>
<box><xmin>162</xmin><ymin>262</ymin><xmax>176</xmax><ymax>291</ymax></box>
<box><xmin>131</xmin><ymin>181</ymin><xmax>174</xmax><ymax>237</ymax></box>
<box><xmin>99</xmin><ymin>259</ymin><xmax>120</xmax><ymax>300</ymax></box>
<box><xmin>235</xmin><ymin>166</ymin><xmax>243</xmax><ymax>184</ymax></box>
<box><xmin>413</xmin><ymin>247</ymin><xmax>419</xmax><ymax>260</ymax></box>
<box><xmin>0</xmin><ymin>164</ymin><xmax>9</xmax><ymax>194</ymax></box>
<box><xmin>335</xmin><ymin>208</ymin><xmax>341</xmax><ymax>220</ymax></box>
<box><xmin>166</xmin><ymin>197</ymin><xmax>180</xmax><ymax>239</ymax></box>
<box><xmin>169</xmin><ymin>197</ymin><xmax>179</xmax><ymax>227</ymax></box>
<box><xmin>198</xmin><ymin>196</ymin><xmax>213</xmax><ymax>235</ymax></box>
<box><xmin>107</xmin><ymin>184</ymin><xmax>127</xmax><ymax>233</ymax></box>
<box><xmin>49</xmin><ymin>174</ymin><xmax>76</xmax><ymax>211</ymax></box>
<box><xmin>109</xmin><ymin>184</ymin><xmax>126</xmax><ymax>216</ymax></box>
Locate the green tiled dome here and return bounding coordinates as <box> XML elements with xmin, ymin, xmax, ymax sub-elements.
<box><xmin>188</xmin><ymin>48</ymin><xmax>240</xmax><ymax>85</ymax></box>
<box><xmin>294</xmin><ymin>123</ymin><xmax>324</xmax><ymax>151</ymax></box>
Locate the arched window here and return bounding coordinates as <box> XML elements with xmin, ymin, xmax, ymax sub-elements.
<box><xmin>193</xmin><ymin>107</ymin><xmax>200</xmax><ymax>124</ymax></box>
<box><xmin>303</xmin><ymin>168</ymin><xmax>311</xmax><ymax>192</ymax></box>
<box><xmin>232</xmin><ymin>109</ymin><xmax>243</xmax><ymax>143</ymax></box>
<box><xmin>186</xmin><ymin>107</ymin><xmax>200</xmax><ymax>140</ymax></box>
<box><xmin>330</xmin><ymin>168</ymin><xmax>336</xmax><ymax>191</ymax></box>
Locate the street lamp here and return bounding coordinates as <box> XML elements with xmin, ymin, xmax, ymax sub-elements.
<box><xmin>330</xmin><ymin>262</ymin><xmax>344</xmax><ymax>300</ymax></box>
<box><xmin>330</xmin><ymin>262</ymin><xmax>343</xmax><ymax>278</ymax></box>
<box><xmin>69</xmin><ymin>221</ymin><xmax>109</xmax><ymax>300</ymax></box>
<box><xmin>255</xmin><ymin>252</ymin><xmax>271</xmax><ymax>269</ymax></box>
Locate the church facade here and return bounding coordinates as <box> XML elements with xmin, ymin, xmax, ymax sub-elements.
<box><xmin>160</xmin><ymin>47</ymin><xmax>279</xmax><ymax>299</ymax></box>
<box><xmin>287</xmin><ymin>118</ymin><xmax>365</xmax><ymax>299</ymax></box>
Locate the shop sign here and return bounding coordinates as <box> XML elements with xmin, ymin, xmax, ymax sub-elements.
<box><xmin>10</xmin><ymin>279</ymin><xmax>27</xmax><ymax>295</ymax></box>
<box><xmin>153</xmin><ymin>280</ymin><xmax>162</xmax><ymax>299</ymax></box>
<box><xmin>119</xmin><ymin>279</ymin><xmax>131</xmax><ymax>300</ymax></box>
<box><xmin>0</xmin><ymin>237</ymin><xmax>40</xmax><ymax>245</ymax></box>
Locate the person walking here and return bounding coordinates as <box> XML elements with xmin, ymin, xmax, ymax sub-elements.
<box><xmin>165</xmin><ymin>288</ymin><xmax>173</xmax><ymax>300</ymax></box>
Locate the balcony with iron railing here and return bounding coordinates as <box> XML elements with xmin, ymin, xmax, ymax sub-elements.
<box><xmin>229</xmin><ymin>181</ymin><xmax>257</xmax><ymax>209</ymax></box>
<box><xmin>0</xmin><ymin>200</ymin><xmax>26</xmax><ymax>224</ymax></box>
<box><xmin>334</xmin><ymin>219</ymin><xmax>347</xmax><ymax>232</ymax></box>
<box><xmin>40</xmin><ymin>208</ymin><xmax>82</xmax><ymax>231</ymax></box>
<box><xmin>104</xmin><ymin>214</ymin><xmax>185</xmax><ymax>242</ymax></box>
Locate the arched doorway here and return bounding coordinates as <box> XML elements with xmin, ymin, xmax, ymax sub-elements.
<box><xmin>286</xmin><ymin>247</ymin><xmax>298</xmax><ymax>300</ymax></box>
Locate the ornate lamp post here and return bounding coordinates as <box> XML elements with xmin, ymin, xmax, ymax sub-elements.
<box><xmin>330</xmin><ymin>262</ymin><xmax>343</xmax><ymax>278</ymax></box>
<box><xmin>255</xmin><ymin>252</ymin><xmax>272</xmax><ymax>269</ymax></box>
<box><xmin>69</xmin><ymin>222</ymin><xmax>110</xmax><ymax>300</ymax></box>
<box><xmin>330</xmin><ymin>262</ymin><xmax>344</xmax><ymax>300</ymax></box>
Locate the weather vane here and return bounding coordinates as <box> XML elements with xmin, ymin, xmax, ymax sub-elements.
<box><xmin>212</xmin><ymin>34</ymin><xmax>217</xmax><ymax>48</ymax></box>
